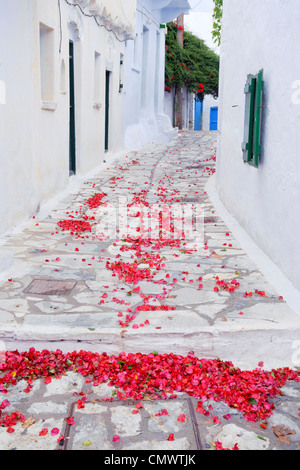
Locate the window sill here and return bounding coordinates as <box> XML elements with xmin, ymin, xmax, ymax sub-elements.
<box><xmin>41</xmin><ymin>101</ymin><xmax>57</xmax><ymax>111</ymax></box>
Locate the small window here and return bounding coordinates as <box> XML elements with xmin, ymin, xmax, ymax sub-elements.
<box><xmin>242</xmin><ymin>69</ymin><xmax>264</xmax><ymax>167</ymax></box>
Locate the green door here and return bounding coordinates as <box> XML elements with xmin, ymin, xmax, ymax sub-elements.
<box><xmin>69</xmin><ymin>41</ymin><xmax>76</xmax><ymax>175</ymax></box>
<box><xmin>105</xmin><ymin>70</ymin><xmax>110</xmax><ymax>152</ymax></box>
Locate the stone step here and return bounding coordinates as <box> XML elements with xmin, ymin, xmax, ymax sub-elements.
<box><xmin>1</xmin><ymin>306</ymin><xmax>299</xmax><ymax>371</ymax></box>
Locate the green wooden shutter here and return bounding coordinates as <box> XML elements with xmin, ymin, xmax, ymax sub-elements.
<box><xmin>242</xmin><ymin>74</ymin><xmax>256</xmax><ymax>163</ymax></box>
<box><xmin>242</xmin><ymin>69</ymin><xmax>264</xmax><ymax>168</ymax></box>
<box><xmin>252</xmin><ymin>69</ymin><xmax>264</xmax><ymax>168</ymax></box>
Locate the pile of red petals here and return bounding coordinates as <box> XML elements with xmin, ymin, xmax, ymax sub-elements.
<box><xmin>0</xmin><ymin>410</ymin><xmax>25</xmax><ymax>433</ymax></box>
<box><xmin>214</xmin><ymin>277</ymin><xmax>240</xmax><ymax>293</ymax></box>
<box><xmin>106</xmin><ymin>260</ymin><xmax>154</xmax><ymax>285</ymax></box>
<box><xmin>134</xmin><ymin>305</ymin><xmax>176</xmax><ymax>312</ymax></box>
<box><xmin>86</xmin><ymin>193</ymin><xmax>107</xmax><ymax>209</ymax></box>
<box><xmin>0</xmin><ymin>349</ymin><xmax>298</xmax><ymax>425</ymax></box>
<box><xmin>213</xmin><ymin>440</ymin><xmax>239</xmax><ymax>450</ymax></box>
<box><xmin>57</xmin><ymin>219</ymin><xmax>92</xmax><ymax>235</ymax></box>
<box><xmin>128</xmin><ymin>190</ymin><xmax>150</xmax><ymax>208</ymax></box>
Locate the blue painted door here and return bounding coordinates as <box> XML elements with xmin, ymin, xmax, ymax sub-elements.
<box><xmin>210</xmin><ymin>106</ymin><xmax>218</xmax><ymax>131</ymax></box>
<box><xmin>194</xmin><ymin>99</ymin><xmax>203</xmax><ymax>131</ymax></box>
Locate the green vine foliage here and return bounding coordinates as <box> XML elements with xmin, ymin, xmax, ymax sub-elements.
<box><xmin>212</xmin><ymin>0</ymin><xmax>223</xmax><ymax>47</ymax></box>
<box><xmin>165</xmin><ymin>22</ymin><xmax>219</xmax><ymax>101</ymax></box>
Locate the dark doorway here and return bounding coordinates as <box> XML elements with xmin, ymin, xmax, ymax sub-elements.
<box><xmin>69</xmin><ymin>40</ymin><xmax>76</xmax><ymax>175</ymax></box>
<box><xmin>105</xmin><ymin>70</ymin><xmax>111</xmax><ymax>152</ymax></box>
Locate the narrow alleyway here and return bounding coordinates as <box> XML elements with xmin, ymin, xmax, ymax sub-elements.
<box><xmin>0</xmin><ymin>131</ymin><xmax>299</xmax><ymax>451</ymax></box>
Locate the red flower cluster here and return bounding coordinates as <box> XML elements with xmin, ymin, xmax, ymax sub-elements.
<box><xmin>0</xmin><ymin>349</ymin><xmax>298</xmax><ymax>424</ymax></box>
<box><xmin>214</xmin><ymin>277</ymin><xmax>240</xmax><ymax>293</ymax></box>
<box><xmin>57</xmin><ymin>192</ymin><xmax>107</xmax><ymax>236</ymax></box>
<box><xmin>0</xmin><ymin>410</ymin><xmax>25</xmax><ymax>433</ymax></box>
<box><xmin>86</xmin><ymin>192</ymin><xmax>107</xmax><ymax>209</ymax></box>
<box><xmin>118</xmin><ymin>313</ymin><xmax>138</xmax><ymax>328</ymax></box>
<box><xmin>57</xmin><ymin>219</ymin><xmax>92</xmax><ymax>234</ymax></box>
<box><xmin>213</xmin><ymin>440</ymin><xmax>239</xmax><ymax>450</ymax></box>
<box><xmin>106</xmin><ymin>260</ymin><xmax>153</xmax><ymax>285</ymax></box>
<box><xmin>171</xmin><ymin>21</ymin><xmax>184</xmax><ymax>31</ymax></box>
<box><xmin>178</xmin><ymin>61</ymin><xmax>189</xmax><ymax>69</ymax></box>
<box><xmin>128</xmin><ymin>190</ymin><xmax>150</xmax><ymax>208</ymax></box>
<box><xmin>255</xmin><ymin>289</ymin><xmax>266</xmax><ymax>296</ymax></box>
<box><xmin>134</xmin><ymin>305</ymin><xmax>176</xmax><ymax>312</ymax></box>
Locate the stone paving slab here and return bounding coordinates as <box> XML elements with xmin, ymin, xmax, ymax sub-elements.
<box><xmin>63</xmin><ymin>398</ymin><xmax>199</xmax><ymax>451</ymax></box>
<box><xmin>0</xmin><ymin>370</ymin><xmax>299</xmax><ymax>451</ymax></box>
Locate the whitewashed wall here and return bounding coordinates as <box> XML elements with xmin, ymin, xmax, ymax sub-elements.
<box><xmin>0</xmin><ymin>1</ymin><xmax>40</xmax><ymax>232</ymax></box>
<box><xmin>124</xmin><ymin>0</ymin><xmax>191</xmax><ymax>149</ymax></box>
<box><xmin>0</xmin><ymin>0</ymin><xmax>135</xmax><ymax>235</ymax></box>
<box><xmin>216</xmin><ymin>0</ymin><xmax>300</xmax><ymax>291</ymax></box>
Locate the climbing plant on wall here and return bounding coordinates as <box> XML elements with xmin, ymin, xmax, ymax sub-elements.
<box><xmin>212</xmin><ymin>0</ymin><xmax>223</xmax><ymax>47</ymax></box>
<box><xmin>165</xmin><ymin>21</ymin><xmax>219</xmax><ymax>101</ymax></box>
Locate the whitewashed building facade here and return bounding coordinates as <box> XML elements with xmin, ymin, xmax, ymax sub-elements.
<box><xmin>124</xmin><ymin>0</ymin><xmax>191</xmax><ymax>149</ymax></box>
<box><xmin>216</xmin><ymin>0</ymin><xmax>300</xmax><ymax>292</ymax></box>
<box><xmin>0</xmin><ymin>0</ymin><xmax>136</xmax><ymax>235</ymax></box>
<box><xmin>0</xmin><ymin>0</ymin><xmax>192</xmax><ymax>236</ymax></box>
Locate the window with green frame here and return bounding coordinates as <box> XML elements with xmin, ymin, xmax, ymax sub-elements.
<box><xmin>242</xmin><ymin>69</ymin><xmax>264</xmax><ymax>168</ymax></box>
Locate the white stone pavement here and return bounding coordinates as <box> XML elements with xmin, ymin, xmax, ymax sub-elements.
<box><xmin>0</xmin><ymin>131</ymin><xmax>299</xmax><ymax>370</ymax></box>
<box><xmin>0</xmin><ymin>131</ymin><xmax>299</xmax><ymax>451</ymax></box>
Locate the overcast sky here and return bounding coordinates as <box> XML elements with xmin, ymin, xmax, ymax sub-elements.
<box><xmin>184</xmin><ymin>0</ymin><xmax>220</xmax><ymax>54</ymax></box>
<box><xmin>187</xmin><ymin>0</ymin><xmax>215</xmax><ymax>12</ymax></box>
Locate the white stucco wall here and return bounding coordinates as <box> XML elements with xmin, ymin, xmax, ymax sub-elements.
<box><xmin>0</xmin><ymin>1</ymin><xmax>40</xmax><ymax>231</ymax></box>
<box><xmin>216</xmin><ymin>0</ymin><xmax>300</xmax><ymax>291</ymax></box>
<box><xmin>123</xmin><ymin>0</ymin><xmax>169</xmax><ymax>149</ymax></box>
<box><xmin>123</xmin><ymin>0</ymin><xmax>190</xmax><ymax>149</ymax></box>
<box><xmin>0</xmin><ymin>0</ymin><xmax>135</xmax><ymax>235</ymax></box>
